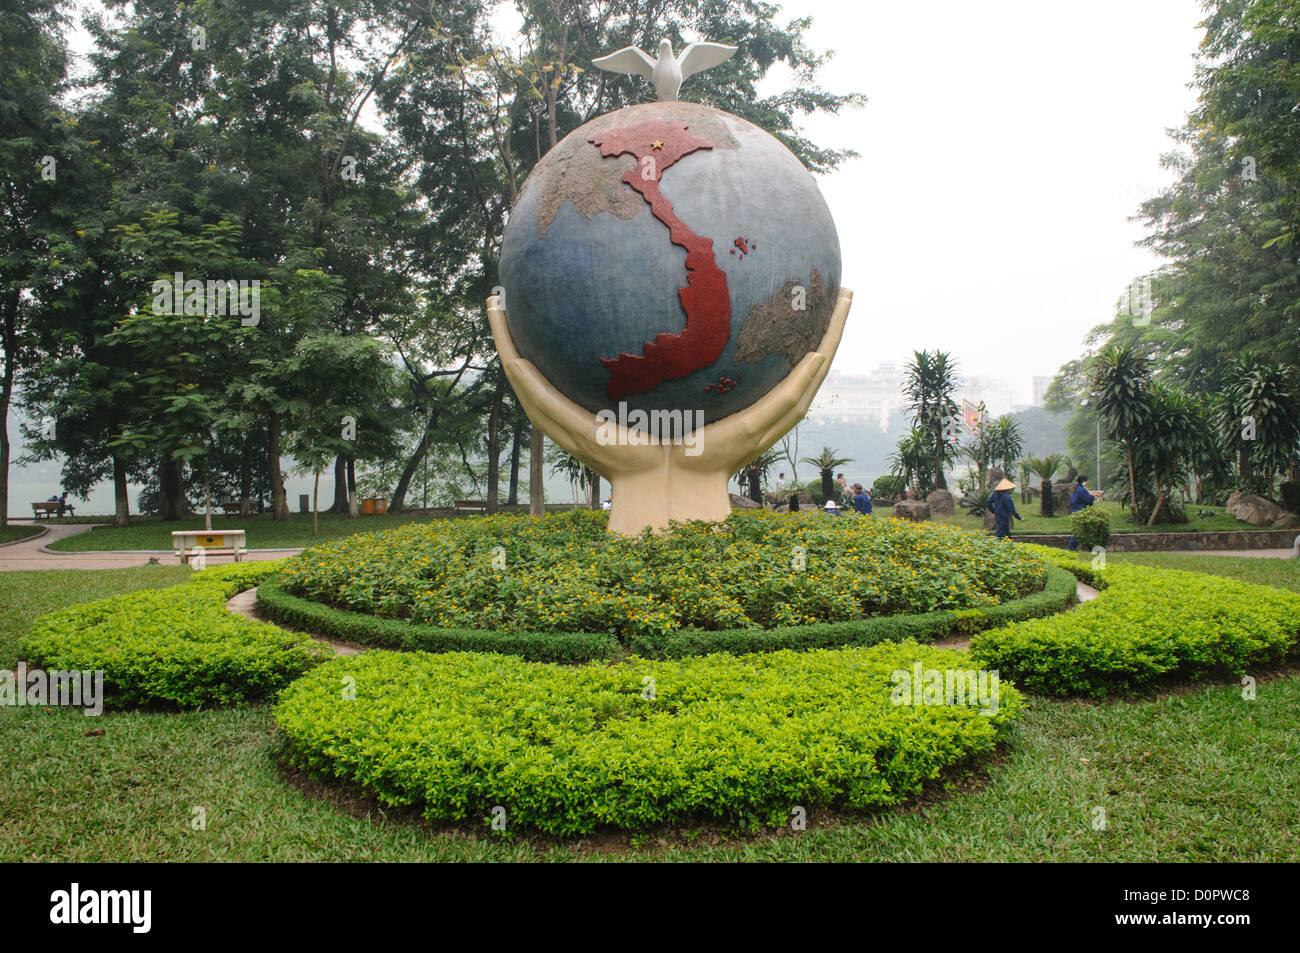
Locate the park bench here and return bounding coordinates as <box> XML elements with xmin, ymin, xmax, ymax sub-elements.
<box><xmin>171</xmin><ymin>529</ymin><xmax>247</xmax><ymax>565</ymax></box>
<box><xmin>31</xmin><ymin>502</ymin><xmax>59</xmax><ymax>520</ymax></box>
<box><xmin>454</xmin><ymin>500</ymin><xmax>488</xmax><ymax>515</ymax></box>
<box><xmin>221</xmin><ymin>501</ymin><xmax>242</xmax><ymax>518</ymax></box>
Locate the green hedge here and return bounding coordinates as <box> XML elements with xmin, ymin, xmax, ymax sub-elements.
<box><xmin>257</xmin><ymin>566</ymin><xmax>1079</xmax><ymax>661</ymax></box>
<box><xmin>20</xmin><ymin>561</ymin><xmax>331</xmax><ymax>708</ymax></box>
<box><xmin>274</xmin><ymin>643</ymin><xmax>1023</xmax><ymax>836</ymax></box>
<box><xmin>970</xmin><ymin>560</ymin><xmax>1300</xmax><ymax>697</ymax></box>
<box><xmin>256</xmin><ymin>580</ymin><xmax>621</xmax><ymax>663</ymax></box>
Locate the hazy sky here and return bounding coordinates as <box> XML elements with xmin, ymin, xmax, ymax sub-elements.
<box><xmin>774</xmin><ymin>0</ymin><xmax>1205</xmax><ymax>402</ymax></box>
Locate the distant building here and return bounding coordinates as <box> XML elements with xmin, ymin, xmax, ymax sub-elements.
<box><xmin>809</xmin><ymin>364</ymin><xmax>910</xmax><ymax>429</ymax></box>
<box><xmin>1032</xmin><ymin>375</ymin><xmax>1053</xmax><ymax>407</ymax></box>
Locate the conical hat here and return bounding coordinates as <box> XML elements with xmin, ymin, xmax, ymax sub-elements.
<box><xmin>994</xmin><ymin>478</ymin><xmax>1015</xmax><ymax>491</ymax></box>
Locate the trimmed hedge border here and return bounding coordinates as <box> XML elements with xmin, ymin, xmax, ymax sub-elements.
<box><xmin>972</xmin><ymin>545</ymin><xmax>1300</xmax><ymax>697</ymax></box>
<box><xmin>256</xmin><ymin>565</ymin><xmax>1079</xmax><ymax>661</ymax></box>
<box><xmin>20</xmin><ymin>561</ymin><xmax>331</xmax><ymax>708</ymax></box>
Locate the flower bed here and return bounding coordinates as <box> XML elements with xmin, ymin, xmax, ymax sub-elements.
<box><xmin>272</xmin><ymin>510</ymin><xmax>1049</xmax><ymax>640</ymax></box>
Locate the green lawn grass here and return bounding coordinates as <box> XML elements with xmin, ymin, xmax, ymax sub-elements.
<box><xmin>0</xmin><ymin>525</ymin><xmax>42</xmax><ymax>545</ymax></box>
<box><xmin>2</xmin><ymin>559</ymin><xmax>1297</xmax><ymax>861</ymax></box>
<box><xmin>923</xmin><ymin>500</ymin><xmax>1261</xmax><ymax>535</ymax></box>
<box><xmin>44</xmin><ymin>511</ymin><xmax>446</xmax><ymax>552</ymax></box>
<box><xmin>1110</xmin><ymin>552</ymin><xmax>1300</xmax><ymax>593</ymax></box>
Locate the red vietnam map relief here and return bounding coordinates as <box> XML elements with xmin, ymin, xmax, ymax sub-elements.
<box><xmin>588</xmin><ymin>120</ymin><xmax>731</xmax><ymax>399</ymax></box>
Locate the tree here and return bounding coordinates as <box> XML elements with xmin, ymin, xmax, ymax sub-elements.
<box><xmin>801</xmin><ymin>446</ymin><xmax>852</xmax><ymax>504</ymax></box>
<box><xmin>902</xmin><ymin>349</ymin><xmax>960</xmax><ymax>491</ymax></box>
<box><xmin>1091</xmin><ymin>344</ymin><xmax>1154</xmax><ymax>523</ymax></box>
<box><xmin>1023</xmin><ymin>454</ymin><xmax>1065</xmax><ymax>518</ymax></box>
<box><xmin>987</xmin><ymin>416</ymin><xmax>1024</xmax><ymax>475</ymax></box>
<box><xmin>1215</xmin><ymin>355</ymin><xmax>1300</xmax><ymax>497</ymax></box>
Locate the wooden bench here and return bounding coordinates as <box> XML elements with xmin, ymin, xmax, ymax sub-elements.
<box><xmin>221</xmin><ymin>501</ymin><xmax>242</xmax><ymax>518</ymax></box>
<box><xmin>172</xmin><ymin>530</ymin><xmax>247</xmax><ymax>565</ymax></box>
<box><xmin>32</xmin><ymin>502</ymin><xmax>59</xmax><ymax>520</ymax></box>
<box><xmin>454</xmin><ymin>500</ymin><xmax>488</xmax><ymax>515</ymax></box>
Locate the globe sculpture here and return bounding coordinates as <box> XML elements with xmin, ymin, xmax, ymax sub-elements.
<box><xmin>499</xmin><ymin>100</ymin><xmax>843</xmax><ymax>428</ymax></box>
<box><xmin>490</xmin><ymin>44</ymin><xmax>852</xmax><ymax>533</ymax></box>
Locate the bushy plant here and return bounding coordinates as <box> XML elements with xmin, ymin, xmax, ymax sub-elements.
<box><xmin>1280</xmin><ymin>480</ymin><xmax>1300</xmax><ymax>514</ymax></box>
<box><xmin>273</xmin><ymin>510</ymin><xmax>1050</xmax><ymax>641</ymax></box>
<box><xmin>971</xmin><ymin>560</ymin><xmax>1300</xmax><ymax>697</ymax></box>
<box><xmin>20</xmin><ymin>561</ymin><xmax>330</xmax><ymax>708</ymax></box>
<box><xmin>274</xmin><ymin>642</ymin><xmax>1023</xmax><ymax>836</ymax></box>
<box><xmin>871</xmin><ymin>474</ymin><xmax>907</xmax><ymax>502</ymax></box>
<box><xmin>1071</xmin><ymin>506</ymin><xmax>1111</xmax><ymax>549</ymax></box>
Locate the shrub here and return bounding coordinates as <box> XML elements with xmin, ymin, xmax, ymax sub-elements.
<box><xmin>20</xmin><ymin>561</ymin><xmax>331</xmax><ymax>708</ymax></box>
<box><xmin>871</xmin><ymin>474</ymin><xmax>907</xmax><ymax>502</ymax></box>
<box><xmin>274</xmin><ymin>642</ymin><xmax>1023</xmax><ymax>836</ymax></box>
<box><xmin>1280</xmin><ymin>480</ymin><xmax>1300</xmax><ymax>514</ymax></box>
<box><xmin>273</xmin><ymin>509</ymin><xmax>1049</xmax><ymax>640</ymax></box>
<box><xmin>970</xmin><ymin>562</ymin><xmax>1300</xmax><ymax>697</ymax></box>
<box><xmin>1071</xmin><ymin>506</ymin><xmax>1111</xmax><ymax>549</ymax></box>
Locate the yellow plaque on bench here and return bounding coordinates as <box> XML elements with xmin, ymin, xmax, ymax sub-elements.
<box><xmin>197</xmin><ymin>535</ymin><xmax>224</xmax><ymax>547</ymax></box>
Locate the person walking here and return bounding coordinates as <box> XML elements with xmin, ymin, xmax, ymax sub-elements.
<box><xmin>986</xmin><ymin>478</ymin><xmax>1024</xmax><ymax>540</ymax></box>
<box><xmin>1066</xmin><ymin>474</ymin><xmax>1094</xmax><ymax>551</ymax></box>
<box><xmin>851</xmin><ymin>482</ymin><xmax>872</xmax><ymax>515</ymax></box>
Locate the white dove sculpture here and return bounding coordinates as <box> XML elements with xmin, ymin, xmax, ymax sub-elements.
<box><xmin>592</xmin><ymin>38</ymin><xmax>737</xmax><ymax>102</ymax></box>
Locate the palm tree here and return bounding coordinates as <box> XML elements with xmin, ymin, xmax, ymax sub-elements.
<box><xmin>902</xmin><ymin>349</ymin><xmax>961</xmax><ymax>491</ymax></box>
<box><xmin>1140</xmin><ymin>382</ymin><xmax>1211</xmax><ymax>524</ymax></box>
<box><xmin>1091</xmin><ymin>344</ymin><xmax>1153</xmax><ymax>523</ymax></box>
<box><xmin>1023</xmin><ymin>453</ymin><xmax>1065</xmax><ymax>518</ymax></box>
<box><xmin>1216</xmin><ymin>355</ymin><xmax>1300</xmax><ymax>497</ymax></box>
<box><xmin>890</xmin><ymin>428</ymin><xmax>931</xmax><ymax>497</ymax></box>
<box><xmin>740</xmin><ymin>448</ymin><xmax>784</xmax><ymax>505</ymax></box>
<box><xmin>801</xmin><ymin>446</ymin><xmax>854</xmax><ymax>503</ymax></box>
<box><xmin>988</xmin><ymin>415</ymin><xmax>1024</xmax><ymax>474</ymax></box>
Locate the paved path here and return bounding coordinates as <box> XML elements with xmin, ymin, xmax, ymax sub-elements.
<box><xmin>226</xmin><ymin>587</ymin><xmax>362</xmax><ymax>656</ymax></box>
<box><xmin>0</xmin><ymin>519</ymin><xmax>300</xmax><ymax>571</ymax></box>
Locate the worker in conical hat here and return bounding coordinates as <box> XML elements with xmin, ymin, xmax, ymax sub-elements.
<box><xmin>986</xmin><ymin>478</ymin><xmax>1023</xmax><ymax>539</ymax></box>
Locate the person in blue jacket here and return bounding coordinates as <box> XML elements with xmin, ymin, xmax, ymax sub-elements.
<box><xmin>986</xmin><ymin>478</ymin><xmax>1024</xmax><ymax>540</ymax></box>
<box><xmin>1066</xmin><ymin>475</ymin><xmax>1095</xmax><ymax>550</ymax></box>
<box><xmin>851</xmin><ymin>483</ymin><xmax>872</xmax><ymax>515</ymax></box>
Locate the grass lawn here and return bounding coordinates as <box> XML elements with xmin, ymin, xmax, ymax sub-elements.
<box><xmin>2</xmin><ymin>558</ymin><xmax>1297</xmax><ymax>861</ymax></box>
<box><xmin>0</xmin><ymin>525</ymin><xmax>42</xmax><ymax>545</ymax></box>
<box><xmin>924</xmin><ymin>500</ymin><xmax>1264</xmax><ymax>535</ymax></box>
<box><xmin>1110</xmin><ymin>552</ymin><xmax>1300</xmax><ymax>594</ymax></box>
<box><xmin>44</xmin><ymin>511</ymin><xmax>446</xmax><ymax>552</ymax></box>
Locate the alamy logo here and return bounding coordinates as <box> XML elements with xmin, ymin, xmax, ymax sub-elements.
<box><xmin>890</xmin><ymin>662</ymin><xmax>1001</xmax><ymax>716</ymax></box>
<box><xmin>152</xmin><ymin>272</ymin><xmax>261</xmax><ymax>326</ymax></box>
<box><xmin>595</xmin><ymin>401</ymin><xmax>705</xmax><ymax>456</ymax></box>
<box><xmin>0</xmin><ymin>664</ymin><xmax>103</xmax><ymax>716</ymax></box>
<box><xmin>49</xmin><ymin>883</ymin><xmax>151</xmax><ymax>933</ymax></box>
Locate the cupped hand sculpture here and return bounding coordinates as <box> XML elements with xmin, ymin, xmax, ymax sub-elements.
<box><xmin>488</xmin><ymin>288</ymin><xmax>852</xmax><ymax>534</ymax></box>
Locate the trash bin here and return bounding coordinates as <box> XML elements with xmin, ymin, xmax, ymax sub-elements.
<box><xmin>374</xmin><ymin>498</ymin><xmax>387</xmax><ymax>515</ymax></box>
<box><xmin>361</xmin><ymin>498</ymin><xmax>375</xmax><ymax>515</ymax></box>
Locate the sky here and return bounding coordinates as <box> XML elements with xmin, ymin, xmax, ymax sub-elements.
<box><xmin>779</xmin><ymin>0</ymin><xmax>1205</xmax><ymax>403</ymax></box>
<box><xmin>8</xmin><ymin>0</ymin><xmax>1207</xmax><ymax>511</ymax></box>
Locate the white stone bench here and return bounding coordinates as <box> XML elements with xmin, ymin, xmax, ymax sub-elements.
<box><xmin>172</xmin><ymin>529</ymin><xmax>247</xmax><ymax>565</ymax></box>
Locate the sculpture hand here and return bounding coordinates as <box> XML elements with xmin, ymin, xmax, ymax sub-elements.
<box><xmin>487</xmin><ymin>288</ymin><xmax>852</xmax><ymax>533</ymax></box>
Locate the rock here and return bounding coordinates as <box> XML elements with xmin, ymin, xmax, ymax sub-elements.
<box><xmin>986</xmin><ymin>467</ymin><xmax>1005</xmax><ymax>490</ymax></box>
<box><xmin>1052</xmin><ymin>482</ymin><xmax>1073</xmax><ymax>513</ymax></box>
<box><xmin>925</xmin><ymin>489</ymin><xmax>955</xmax><ymax>516</ymax></box>
<box><xmin>893</xmin><ymin>500</ymin><xmax>931</xmax><ymax>521</ymax></box>
<box><xmin>982</xmin><ymin>509</ymin><xmax>996</xmax><ymax>531</ymax></box>
<box><xmin>729</xmin><ymin>493</ymin><xmax>761</xmax><ymax>509</ymax></box>
<box><xmin>1226</xmin><ymin>492</ymin><xmax>1296</xmax><ymax>528</ymax></box>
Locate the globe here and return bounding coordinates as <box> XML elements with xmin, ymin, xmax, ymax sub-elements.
<box><xmin>499</xmin><ymin>100</ymin><xmax>841</xmax><ymax>429</ymax></box>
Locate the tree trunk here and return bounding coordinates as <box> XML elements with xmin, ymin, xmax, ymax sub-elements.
<box><xmin>486</xmin><ymin>379</ymin><xmax>503</xmax><ymax>513</ymax></box>
<box><xmin>1146</xmin><ymin>486</ymin><xmax>1166</xmax><ymax>526</ymax></box>
<box><xmin>268</xmin><ymin>410</ymin><xmax>290</xmax><ymax>520</ymax></box>
<box><xmin>389</xmin><ymin>426</ymin><xmax>429</xmax><ymax>513</ymax></box>
<box><xmin>507</xmin><ymin>425</ymin><xmax>522</xmax><ymax>506</ymax></box>
<box><xmin>347</xmin><ymin>456</ymin><xmax>358</xmax><ymax>517</ymax></box>
<box><xmin>820</xmin><ymin>468</ymin><xmax>833</xmax><ymax>502</ymax></box>
<box><xmin>203</xmin><ymin>465</ymin><xmax>212</xmax><ymax>532</ymax></box>
<box><xmin>0</xmin><ymin>289</ymin><xmax>16</xmax><ymax>527</ymax></box>
<box><xmin>312</xmin><ymin>468</ymin><xmax>320</xmax><ymax>536</ymax></box>
<box><xmin>1040</xmin><ymin>479</ymin><xmax>1053</xmax><ymax>518</ymax></box>
<box><xmin>749</xmin><ymin>468</ymin><xmax>764</xmax><ymax>505</ymax></box>
<box><xmin>1126</xmin><ymin>445</ymin><xmax>1140</xmax><ymax>524</ymax></box>
<box><xmin>329</xmin><ymin>452</ymin><xmax>349</xmax><ymax>513</ymax></box>
<box><xmin>160</xmin><ymin>457</ymin><xmax>186</xmax><ymax>520</ymax></box>
<box><xmin>112</xmin><ymin>452</ymin><xmax>131</xmax><ymax>528</ymax></box>
<box><xmin>529</xmin><ymin>426</ymin><xmax>544</xmax><ymax>516</ymax></box>
<box><xmin>589</xmin><ymin>473</ymin><xmax>600</xmax><ymax>510</ymax></box>
<box><xmin>239</xmin><ymin>441</ymin><xmax>253</xmax><ymax>516</ymax></box>
<box><xmin>1238</xmin><ymin>446</ymin><xmax>1252</xmax><ymax>495</ymax></box>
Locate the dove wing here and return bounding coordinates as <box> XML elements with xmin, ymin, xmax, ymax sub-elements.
<box><xmin>676</xmin><ymin>42</ymin><xmax>738</xmax><ymax>80</ymax></box>
<box><xmin>591</xmin><ymin>46</ymin><xmax>657</xmax><ymax>79</ymax></box>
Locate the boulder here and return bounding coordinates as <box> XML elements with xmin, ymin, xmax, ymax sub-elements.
<box><xmin>1052</xmin><ymin>482</ymin><xmax>1073</xmax><ymax>513</ymax></box>
<box><xmin>925</xmin><ymin>489</ymin><xmax>955</xmax><ymax>516</ymax></box>
<box><xmin>982</xmin><ymin>509</ymin><xmax>996</xmax><ymax>531</ymax></box>
<box><xmin>1226</xmin><ymin>492</ymin><xmax>1298</xmax><ymax>528</ymax></box>
<box><xmin>893</xmin><ymin>500</ymin><xmax>931</xmax><ymax>521</ymax></box>
<box><xmin>985</xmin><ymin>467</ymin><xmax>1005</xmax><ymax>491</ymax></box>
<box><xmin>729</xmin><ymin>493</ymin><xmax>761</xmax><ymax>509</ymax></box>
